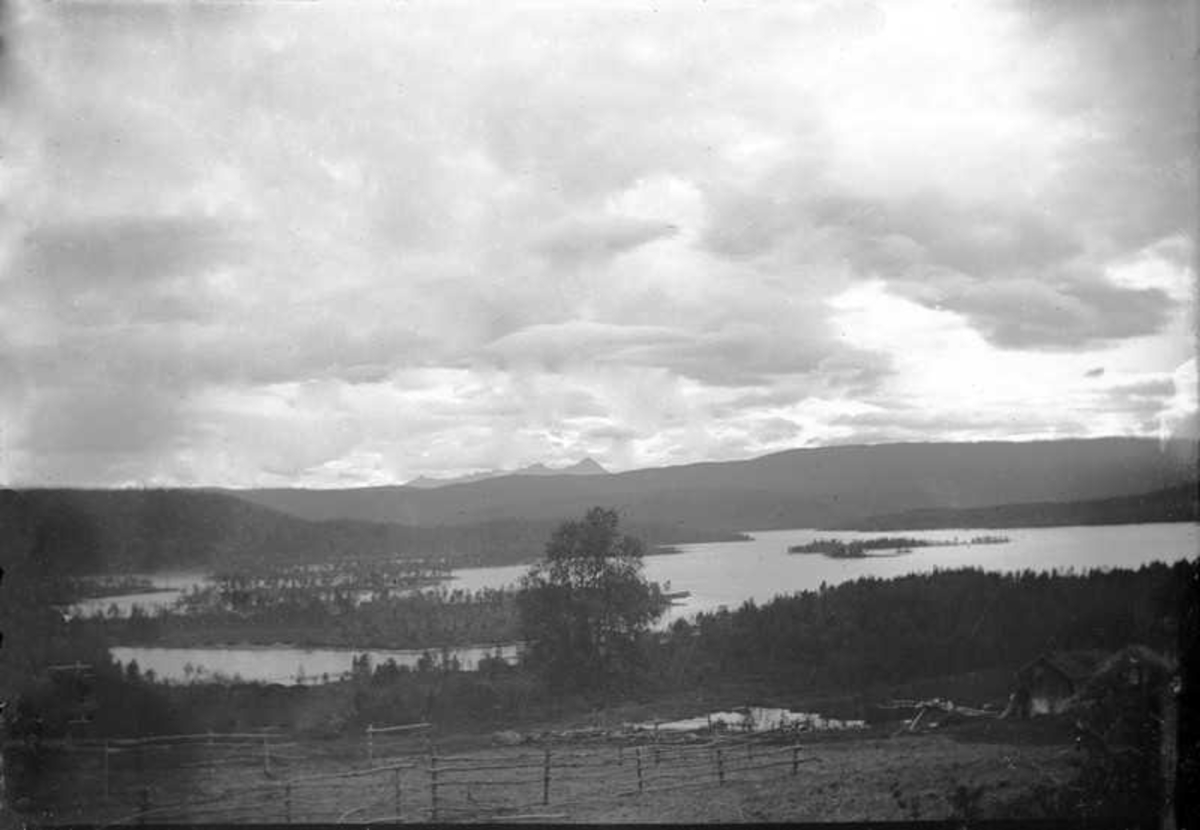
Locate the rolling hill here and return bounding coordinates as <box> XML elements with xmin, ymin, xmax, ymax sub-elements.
<box><xmin>6</xmin><ymin>438</ymin><xmax>1193</xmax><ymax>574</ymax></box>
<box><xmin>221</xmin><ymin>438</ymin><xmax>1197</xmax><ymax>533</ymax></box>
<box><xmin>848</xmin><ymin>481</ymin><xmax>1199</xmax><ymax>530</ymax></box>
<box><xmin>0</xmin><ymin>488</ymin><xmax>739</xmax><ymax>574</ymax></box>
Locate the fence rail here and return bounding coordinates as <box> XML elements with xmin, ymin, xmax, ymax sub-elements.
<box><xmin>18</xmin><ymin>726</ymin><xmax>818</xmax><ymax>824</ymax></box>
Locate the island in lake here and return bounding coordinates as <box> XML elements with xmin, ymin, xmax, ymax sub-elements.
<box><xmin>788</xmin><ymin>535</ymin><xmax>1010</xmax><ymax>558</ymax></box>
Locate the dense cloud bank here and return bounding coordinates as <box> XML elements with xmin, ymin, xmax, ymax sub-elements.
<box><xmin>0</xmin><ymin>1</ymin><xmax>1195</xmax><ymax>485</ymax></box>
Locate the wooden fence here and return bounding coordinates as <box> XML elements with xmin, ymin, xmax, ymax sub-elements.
<box><xmin>11</xmin><ymin>726</ymin><xmax>818</xmax><ymax>824</ymax></box>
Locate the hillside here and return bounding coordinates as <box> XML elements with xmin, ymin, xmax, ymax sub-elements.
<box><xmin>25</xmin><ymin>563</ymin><xmax>1189</xmax><ymax>823</ymax></box>
<box><xmin>848</xmin><ymin>482</ymin><xmax>1199</xmax><ymax>530</ymax></box>
<box><xmin>6</xmin><ymin>438</ymin><xmax>1192</xmax><ymax>574</ymax></box>
<box><xmin>0</xmin><ymin>489</ymin><xmax>738</xmax><ymax>575</ymax></box>
<box><xmin>222</xmin><ymin>438</ymin><xmax>1197</xmax><ymax>532</ymax></box>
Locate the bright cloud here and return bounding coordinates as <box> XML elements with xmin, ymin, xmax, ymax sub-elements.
<box><xmin>1</xmin><ymin>0</ymin><xmax>1195</xmax><ymax>485</ymax></box>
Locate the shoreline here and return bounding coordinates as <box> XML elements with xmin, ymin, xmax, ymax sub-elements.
<box><xmin>110</xmin><ymin>639</ymin><xmax>524</xmax><ymax>654</ymax></box>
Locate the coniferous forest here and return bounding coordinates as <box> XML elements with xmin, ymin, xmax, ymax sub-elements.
<box><xmin>645</xmin><ymin>561</ymin><xmax>1191</xmax><ymax>695</ymax></box>
<box><xmin>30</xmin><ymin>559</ymin><xmax>1193</xmax><ymax>740</ymax></box>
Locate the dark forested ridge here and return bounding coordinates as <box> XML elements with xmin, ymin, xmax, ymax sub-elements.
<box><xmin>0</xmin><ymin>489</ymin><xmax>740</xmax><ymax>574</ymax></box>
<box><xmin>649</xmin><ymin>560</ymin><xmax>1194</xmax><ymax>694</ymax></box>
<box><xmin>850</xmin><ymin>482</ymin><xmax>1199</xmax><ymax>530</ymax></box>
<box><xmin>222</xmin><ymin>437</ymin><xmax>1196</xmax><ymax>531</ymax></box>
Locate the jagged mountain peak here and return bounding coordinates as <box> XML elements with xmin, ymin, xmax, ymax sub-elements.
<box><xmin>509</xmin><ymin>458</ymin><xmax>611</xmax><ymax>477</ymax></box>
<box><xmin>405</xmin><ymin>457</ymin><xmax>609</xmax><ymax>489</ymax></box>
<box><xmin>565</xmin><ymin>457</ymin><xmax>609</xmax><ymax>475</ymax></box>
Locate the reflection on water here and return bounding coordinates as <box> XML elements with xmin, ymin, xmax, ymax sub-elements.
<box><xmin>111</xmin><ymin>643</ymin><xmax>521</xmax><ymax>685</ymax></box>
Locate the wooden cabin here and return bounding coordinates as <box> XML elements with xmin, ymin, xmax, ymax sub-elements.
<box><xmin>1010</xmin><ymin>650</ymin><xmax>1106</xmax><ymax>716</ymax></box>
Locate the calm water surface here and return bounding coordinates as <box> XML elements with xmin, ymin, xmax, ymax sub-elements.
<box><xmin>111</xmin><ymin>643</ymin><xmax>520</xmax><ymax>685</ymax></box>
<box><xmin>69</xmin><ymin>571</ymin><xmax>211</xmax><ymax>618</ymax></box>
<box><xmin>107</xmin><ymin>523</ymin><xmax>1196</xmax><ymax>683</ymax></box>
<box><xmin>449</xmin><ymin>522</ymin><xmax>1198</xmax><ymax>625</ymax></box>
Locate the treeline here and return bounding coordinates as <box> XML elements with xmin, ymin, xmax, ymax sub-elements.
<box><xmin>88</xmin><ymin>587</ymin><xmax>524</xmax><ymax>650</ymax></box>
<box><xmin>789</xmin><ymin>536</ymin><xmax>937</xmax><ymax>556</ymax></box>
<box><xmin>11</xmin><ymin>558</ymin><xmax>1195</xmax><ymax>745</ymax></box>
<box><xmin>788</xmin><ymin>536</ymin><xmax>1009</xmax><ymax>558</ymax></box>
<box><xmin>0</xmin><ymin>488</ymin><xmax>739</xmax><ymax>574</ymax></box>
<box><xmin>646</xmin><ymin>561</ymin><xmax>1193</xmax><ymax>694</ymax></box>
<box><xmin>203</xmin><ymin>559</ymin><xmax>452</xmax><ymax>607</ymax></box>
<box><xmin>789</xmin><ymin>537</ymin><xmax>934</xmax><ymax>557</ymax></box>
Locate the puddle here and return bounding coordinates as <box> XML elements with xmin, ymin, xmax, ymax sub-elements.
<box><xmin>635</xmin><ymin>706</ymin><xmax>866</xmax><ymax>733</ymax></box>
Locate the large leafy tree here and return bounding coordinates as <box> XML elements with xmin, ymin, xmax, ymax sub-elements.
<box><xmin>516</xmin><ymin>508</ymin><xmax>664</xmax><ymax>694</ymax></box>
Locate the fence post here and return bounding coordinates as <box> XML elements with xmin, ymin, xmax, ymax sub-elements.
<box><xmin>635</xmin><ymin>747</ymin><xmax>644</xmax><ymax>794</ymax></box>
<box><xmin>367</xmin><ymin>724</ymin><xmax>374</xmax><ymax>763</ymax></box>
<box><xmin>135</xmin><ymin>740</ymin><xmax>145</xmax><ymax>815</ymax></box>
<box><xmin>542</xmin><ymin>748</ymin><xmax>551</xmax><ymax>806</ymax></box>
<box><xmin>430</xmin><ymin>753</ymin><xmax>439</xmax><ymax>822</ymax></box>
<box><xmin>284</xmin><ymin>783</ymin><xmax>292</xmax><ymax>824</ymax></box>
<box><xmin>791</xmin><ymin>746</ymin><xmax>800</xmax><ymax>776</ymax></box>
<box><xmin>102</xmin><ymin>741</ymin><xmax>110</xmax><ymax>801</ymax></box>
<box><xmin>393</xmin><ymin>765</ymin><xmax>401</xmax><ymax>817</ymax></box>
<box><xmin>716</xmin><ymin>748</ymin><xmax>725</xmax><ymax>786</ymax></box>
<box><xmin>138</xmin><ymin>786</ymin><xmax>149</xmax><ymax>825</ymax></box>
<box><xmin>262</xmin><ymin>733</ymin><xmax>271</xmax><ymax>774</ymax></box>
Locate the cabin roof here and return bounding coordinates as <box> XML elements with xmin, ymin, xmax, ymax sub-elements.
<box><xmin>1017</xmin><ymin>649</ymin><xmax>1107</xmax><ymax>685</ymax></box>
<box><xmin>1068</xmin><ymin>645</ymin><xmax>1176</xmax><ymax>705</ymax></box>
<box><xmin>1088</xmin><ymin>644</ymin><xmax>1174</xmax><ymax>684</ymax></box>
<box><xmin>1104</xmin><ymin>644</ymin><xmax>1174</xmax><ymax>670</ymax></box>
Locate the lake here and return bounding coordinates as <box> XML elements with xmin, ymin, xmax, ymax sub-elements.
<box><xmin>449</xmin><ymin>522</ymin><xmax>1199</xmax><ymax>625</ymax></box>
<box><xmin>104</xmin><ymin>522</ymin><xmax>1196</xmax><ymax>683</ymax></box>
<box><xmin>110</xmin><ymin>642</ymin><xmax>521</xmax><ymax>685</ymax></box>
<box><xmin>68</xmin><ymin>570</ymin><xmax>211</xmax><ymax>618</ymax></box>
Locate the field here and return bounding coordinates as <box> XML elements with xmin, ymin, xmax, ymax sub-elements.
<box><xmin>9</xmin><ymin>716</ymin><xmax>1080</xmax><ymax>824</ymax></box>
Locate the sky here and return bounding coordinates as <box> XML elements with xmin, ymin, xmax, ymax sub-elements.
<box><xmin>1</xmin><ymin>0</ymin><xmax>1197</xmax><ymax>487</ymax></box>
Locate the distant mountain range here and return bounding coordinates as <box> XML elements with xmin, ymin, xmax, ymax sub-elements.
<box><xmin>225</xmin><ymin>437</ymin><xmax>1197</xmax><ymax>533</ymax></box>
<box><xmin>7</xmin><ymin>437</ymin><xmax>1195</xmax><ymax>573</ymax></box>
<box><xmin>851</xmin><ymin>482</ymin><xmax>1198</xmax><ymax>530</ymax></box>
<box><xmin>405</xmin><ymin>458</ymin><xmax>609</xmax><ymax>489</ymax></box>
<box><xmin>0</xmin><ymin>488</ymin><xmax>738</xmax><ymax>574</ymax></box>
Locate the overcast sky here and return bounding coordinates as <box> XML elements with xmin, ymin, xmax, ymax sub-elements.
<box><xmin>1</xmin><ymin>0</ymin><xmax>1197</xmax><ymax>487</ymax></box>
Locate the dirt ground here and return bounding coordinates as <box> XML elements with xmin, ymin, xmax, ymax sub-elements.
<box><xmin>564</xmin><ymin>731</ymin><xmax>1076</xmax><ymax>823</ymax></box>
<box><xmin>11</xmin><ymin>717</ymin><xmax>1081</xmax><ymax>824</ymax></box>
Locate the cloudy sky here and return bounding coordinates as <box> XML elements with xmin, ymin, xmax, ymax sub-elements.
<box><xmin>1</xmin><ymin>0</ymin><xmax>1196</xmax><ymax>487</ymax></box>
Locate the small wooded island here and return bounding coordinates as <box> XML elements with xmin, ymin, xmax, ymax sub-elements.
<box><xmin>788</xmin><ymin>535</ymin><xmax>1010</xmax><ymax>558</ymax></box>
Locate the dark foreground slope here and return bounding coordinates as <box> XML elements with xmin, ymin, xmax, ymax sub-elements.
<box><xmin>14</xmin><ymin>563</ymin><xmax>1188</xmax><ymax>825</ymax></box>
<box><xmin>225</xmin><ymin>438</ymin><xmax>1196</xmax><ymax>531</ymax></box>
